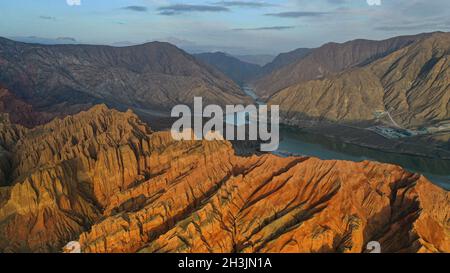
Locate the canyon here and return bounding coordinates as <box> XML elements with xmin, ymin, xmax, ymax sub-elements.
<box><xmin>0</xmin><ymin>106</ymin><xmax>448</xmax><ymax>253</ymax></box>
<box><xmin>0</xmin><ymin>31</ymin><xmax>449</xmax><ymax>254</ymax></box>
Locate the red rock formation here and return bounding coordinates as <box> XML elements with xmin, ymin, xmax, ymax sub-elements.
<box><xmin>0</xmin><ymin>105</ymin><xmax>448</xmax><ymax>253</ymax></box>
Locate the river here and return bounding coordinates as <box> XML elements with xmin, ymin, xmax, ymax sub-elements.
<box><xmin>241</xmin><ymin>85</ymin><xmax>450</xmax><ymax>190</ymax></box>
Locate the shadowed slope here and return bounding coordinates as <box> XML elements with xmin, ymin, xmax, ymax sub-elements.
<box><xmin>0</xmin><ymin>38</ymin><xmax>250</xmax><ymax>113</ymax></box>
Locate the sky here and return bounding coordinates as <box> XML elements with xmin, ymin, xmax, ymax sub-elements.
<box><xmin>0</xmin><ymin>0</ymin><xmax>449</xmax><ymax>55</ymax></box>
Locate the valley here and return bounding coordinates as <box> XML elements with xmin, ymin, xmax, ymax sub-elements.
<box><xmin>276</xmin><ymin>126</ymin><xmax>450</xmax><ymax>190</ymax></box>
<box><xmin>0</xmin><ymin>30</ymin><xmax>448</xmax><ymax>254</ymax></box>
<box><xmin>237</xmin><ymin>85</ymin><xmax>450</xmax><ymax>190</ymax></box>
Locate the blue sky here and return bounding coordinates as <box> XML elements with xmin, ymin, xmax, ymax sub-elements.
<box><xmin>1</xmin><ymin>0</ymin><xmax>449</xmax><ymax>54</ymax></box>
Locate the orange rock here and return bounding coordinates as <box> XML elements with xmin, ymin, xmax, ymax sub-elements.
<box><xmin>0</xmin><ymin>105</ymin><xmax>448</xmax><ymax>253</ymax></box>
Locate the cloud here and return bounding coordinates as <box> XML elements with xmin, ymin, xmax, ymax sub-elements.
<box><xmin>327</xmin><ymin>0</ymin><xmax>347</xmax><ymax>4</ymax></box>
<box><xmin>233</xmin><ymin>26</ymin><xmax>295</xmax><ymax>31</ymax></box>
<box><xmin>66</xmin><ymin>0</ymin><xmax>81</xmax><ymax>6</ymax></box>
<box><xmin>213</xmin><ymin>1</ymin><xmax>275</xmax><ymax>8</ymax></box>
<box><xmin>158</xmin><ymin>4</ymin><xmax>229</xmax><ymax>15</ymax></box>
<box><xmin>122</xmin><ymin>6</ymin><xmax>148</xmax><ymax>12</ymax></box>
<box><xmin>39</xmin><ymin>16</ymin><xmax>56</xmax><ymax>20</ymax></box>
<box><xmin>374</xmin><ymin>22</ymin><xmax>450</xmax><ymax>31</ymax></box>
<box><xmin>367</xmin><ymin>0</ymin><xmax>382</xmax><ymax>6</ymax></box>
<box><xmin>265</xmin><ymin>11</ymin><xmax>329</xmax><ymax>18</ymax></box>
<box><xmin>57</xmin><ymin>37</ymin><xmax>77</xmax><ymax>43</ymax></box>
<box><xmin>10</xmin><ymin>36</ymin><xmax>78</xmax><ymax>45</ymax></box>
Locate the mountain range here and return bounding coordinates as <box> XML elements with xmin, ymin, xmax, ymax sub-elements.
<box><xmin>194</xmin><ymin>48</ymin><xmax>313</xmax><ymax>87</ymax></box>
<box><xmin>254</xmin><ymin>33</ymin><xmax>433</xmax><ymax>99</ymax></box>
<box><xmin>0</xmin><ymin>37</ymin><xmax>250</xmax><ymax>114</ymax></box>
<box><xmin>234</xmin><ymin>54</ymin><xmax>275</xmax><ymax>66</ymax></box>
<box><xmin>3</xmin><ymin>33</ymin><xmax>445</xmax><ymax>130</ymax></box>
<box><xmin>0</xmin><ymin>32</ymin><xmax>449</xmax><ymax>254</ymax></box>
<box><xmin>268</xmin><ymin>32</ymin><xmax>450</xmax><ymax>129</ymax></box>
<box><xmin>190</xmin><ymin>32</ymin><xmax>449</xmax><ymax>131</ymax></box>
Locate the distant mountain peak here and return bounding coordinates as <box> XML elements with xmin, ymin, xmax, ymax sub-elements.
<box><xmin>194</xmin><ymin>51</ymin><xmax>262</xmax><ymax>85</ymax></box>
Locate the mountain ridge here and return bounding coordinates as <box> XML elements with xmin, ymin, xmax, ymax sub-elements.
<box><xmin>258</xmin><ymin>47</ymin><xmax>311</xmax><ymax>78</ymax></box>
<box><xmin>194</xmin><ymin>52</ymin><xmax>262</xmax><ymax>85</ymax></box>
<box><xmin>254</xmin><ymin>32</ymin><xmax>436</xmax><ymax>99</ymax></box>
<box><xmin>268</xmin><ymin>32</ymin><xmax>450</xmax><ymax>129</ymax></box>
<box><xmin>0</xmin><ymin>37</ymin><xmax>251</xmax><ymax>114</ymax></box>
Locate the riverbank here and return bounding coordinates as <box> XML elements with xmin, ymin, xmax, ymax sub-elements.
<box><xmin>276</xmin><ymin>126</ymin><xmax>450</xmax><ymax>190</ymax></box>
<box><xmin>293</xmin><ymin>122</ymin><xmax>450</xmax><ymax>160</ymax></box>
<box><xmin>240</xmin><ymin>85</ymin><xmax>450</xmax><ymax>190</ymax></box>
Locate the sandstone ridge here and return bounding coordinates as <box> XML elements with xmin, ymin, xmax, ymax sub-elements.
<box><xmin>0</xmin><ymin>105</ymin><xmax>448</xmax><ymax>253</ymax></box>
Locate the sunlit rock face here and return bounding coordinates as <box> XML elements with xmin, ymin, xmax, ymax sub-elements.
<box><xmin>0</xmin><ymin>105</ymin><xmax>448</xmax><ymax>253</ymax></box>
